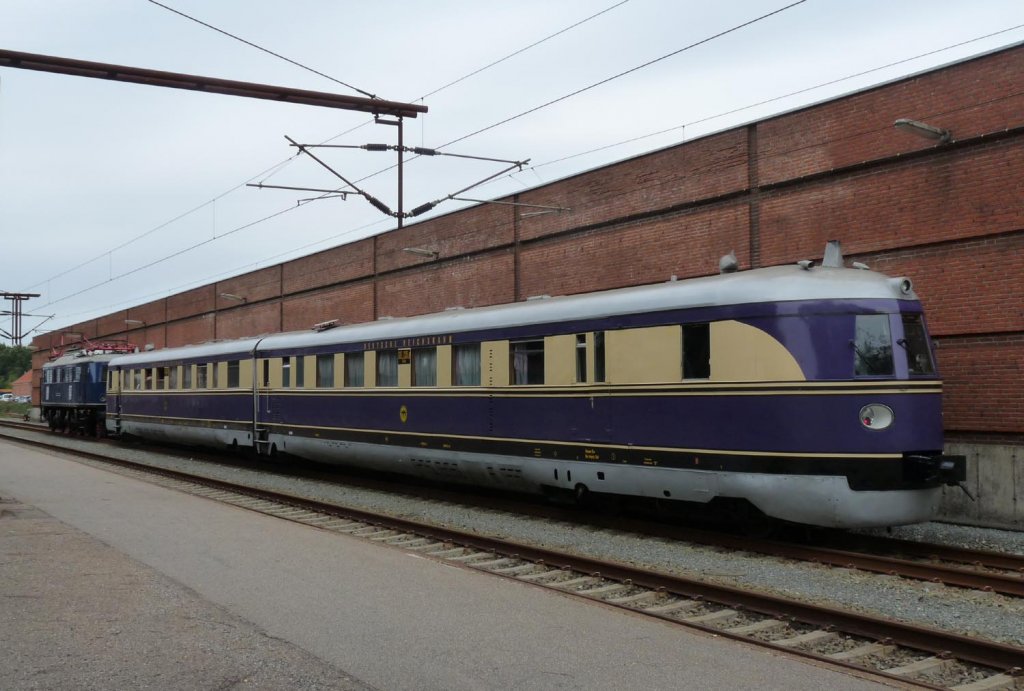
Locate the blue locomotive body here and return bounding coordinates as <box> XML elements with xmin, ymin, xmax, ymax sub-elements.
<box><xmin>41</xmin><ymin>352</ymin><xmax>115</xmax><ymax>435</ymax></box>
<box><xmin>104</xmin><ymin>260</ymin><xmax>966</xmax><ymax>528</ymax></box>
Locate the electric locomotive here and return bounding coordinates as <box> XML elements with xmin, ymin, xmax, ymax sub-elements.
<box><xmin>104</xmin><ymin>245</ymin><xmax>965</xmax><ymax>528</ymax></box>
<box><xmin>41</xmin><ymin>342</ymin><xmax>134</xmax><ymax>435</ymax></box>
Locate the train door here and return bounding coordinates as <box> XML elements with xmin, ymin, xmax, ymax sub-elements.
<box><xmin>107</xmin><ymin>366</ymin><xmax>122</xmax><ymax>435</ymax></box>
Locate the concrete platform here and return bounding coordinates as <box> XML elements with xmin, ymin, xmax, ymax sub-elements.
<box><xmin>0</xmin><ymin>439</ymin><xmax>887</xmax><ymax>690</ymax></box>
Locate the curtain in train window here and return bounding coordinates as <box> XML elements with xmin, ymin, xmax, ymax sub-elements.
<box><xmin>316</xmin><ymin>354</ymin><xmax>334</xmax><ymax>388</ymax></box>
<box><xmin>227</xmin><ymin>361</ymin><xmax>240</xmax><ymax>388</ymax></box>
<box><xmin>345</xmin><ymin>353</ymin><xmax>364</xmax><ymax>387</ymax></box>
<box><xmin>453</xmin><ymin>344</ymin><xmax>480</xmax><ymax>386</ymax></box>
<box><xmin>575</xmin><ymin>334</ymin><xmax>587</xmax><ymax>383</ymax></box>
<box><xmin>511</xmin><ymin>340</ymin><xmax>545</xmax><ymax>385</ymax></box>
<box><xmin>377</xmin><ymin>350</ymin><xmax>398</xmax><ymax>387</ymax></box>
<box><xmin>413</xmin><ymin>348</ymin><xmax>436</xmax><ymax>386</ymax></box>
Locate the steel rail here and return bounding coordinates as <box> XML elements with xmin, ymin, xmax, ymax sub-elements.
<box><xmin>1</xmin><ymin>426</ymin><xmax>1022</xmax><ymax>678</ymax></box>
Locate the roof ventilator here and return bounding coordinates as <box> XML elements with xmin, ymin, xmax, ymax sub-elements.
<box><xmin>822</xmin><ymin>240</ymin><xmax>844</xmax><ymax>268</ymax></box>
<box><xmin>312</xmin><ymin>319</ymin><xmax>339</xmax><ymax>332</ymax></box>
<box><xmin>718</xmin><ymin>251</ymin><xmax>738</xmax><ymax>274</ymax></box>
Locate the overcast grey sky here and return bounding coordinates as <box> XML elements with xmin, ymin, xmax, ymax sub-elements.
<box><xmin>1</xmin><ymin>0</ymin><xmax>1021</xmax><ymax>342</ymax></box>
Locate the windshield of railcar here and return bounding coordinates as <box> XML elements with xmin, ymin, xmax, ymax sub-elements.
<box><xmin>900</xmin><ymin>313</ymin><xmax>935</xmax><ymax>375</ymax></box>
<box><xmin>853</xmin><ymin>314</ymin><xmax>894</xmax><ymax>376</ymax></box>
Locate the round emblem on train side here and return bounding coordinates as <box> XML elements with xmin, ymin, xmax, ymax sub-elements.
<box><xmin>399</xmin><ymin>405</ymin><xmax>408</xmax><ymax>423</ymax></box>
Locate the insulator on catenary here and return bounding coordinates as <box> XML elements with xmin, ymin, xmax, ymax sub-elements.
<box><xmin>408</xmin><ymin>201</ymin><xmax>438</xmax><ymax>217</ymax></box>
<box><xmin>411</xmin><ymin>147</ymin><xmax>438</xmax><ymax>156</ymax></box>
<box><xmin>363</xmin><ymin>143</ymin><xmax>389</xmax><ymax>151</ymax></box>
<box><xmin>364</xmin><ymin>194</ymin><xmax>394</xmax><ymax>216</ymax></box>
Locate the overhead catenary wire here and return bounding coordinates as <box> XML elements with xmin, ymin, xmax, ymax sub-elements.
<box><xmin>23</xmin><ymin>12</ymin><xmax>1023</xmax><ymax>326</ymax></box>
<box><xmin>25</xmin><ymin>1</ymin><xmax>628</xmax><ymax>299</ymax></box>
<box><xmin>146</xmin><ymin>0</ymin><xmax>377</xmax><ymax>99</ymax></box>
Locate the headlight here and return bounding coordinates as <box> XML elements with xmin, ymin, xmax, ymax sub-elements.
<box><xmin>860</xmin><ymin>404</ymin><xmax>894</xmax><ymax>430</ymax></box>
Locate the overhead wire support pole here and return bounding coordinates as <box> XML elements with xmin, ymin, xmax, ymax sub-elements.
<box><xmin>0</xmin><ymin>48</ymin><xmax>427</xmax><ymax>119</ymax></box>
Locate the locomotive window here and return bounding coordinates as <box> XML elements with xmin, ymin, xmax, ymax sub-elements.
<box><xmin>316</xmin><ymin>354</ymin><xmax>334</xmax><ymax>388</ymax></box>
<box><xmin>183</xmin><ymin>365</ymin><xmax>192</xmax><ymax>389</ymax></box>
<box><xmin>453</xmin><ymin>344</ymin><xmax>480</xmax><ymax>386</ymax></box>
<box><xmin>412</xmin><ymin>348</ymin><xmax>436</xmax><ymax>387</ymax></box>
<box><xmin>853</xmin><ymin>315</ymin><xmax>894</xmax><ymax>376</ymax></box>
<box><xmin>594</xmin><ymin>331</ymin><xmax>606</xmax><ymax>382</ymax></box>
<box><xmin>575</xmin><ymin>335</ymin><xmax>587</xmax><ymax>383</ymax></box>
<box><xmin>682</xmin><ymin>323</ymin><xmax>711</xmax><ymax>379</ymax></box>
<box><xmin>377</xmin><ymin>350</ymin><xmax>398</xmax><ymax>387</ymax></box>
<box><xmin>227</xmin><ymin>361</ymin><xmax>240</xmax><ymax>388</ymax></box>
<box><xmin>511</xmin><ymin>340</ymin><xmax>545</xmax><ymax>385</ymax></box>
<box><xmin>74</xmin><ymin>367</ymin><xmax>81</xmax><ymax>383</ymax></box>
<box><xmin>900</xmin><ymin>314</ymin><xmax>935</xmax><ymax>376</ymax></box>
<box><xmin>345</xmin><ymin>353</ymin><xmax>364</xmax><ymax>387</ymax></box>
<box><xmin>196</xmin><ymin>363</ymin><xmax>208</xmax><ymax>389</ymax></box>
<box><xmin>295</xmin><ymin>357</ymin><xmax>305</xmax><ymax>388</ymax></box>
<box><xmin>282</xmin><ymin>358</ymin><xmax>291</xmax><ymax>387</ymax></box>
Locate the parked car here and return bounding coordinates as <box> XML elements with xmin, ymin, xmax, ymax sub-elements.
<box><xmin>0</xmin><ymin>393</ymin><xmax>13</xmax><ymax>402</ymax></box>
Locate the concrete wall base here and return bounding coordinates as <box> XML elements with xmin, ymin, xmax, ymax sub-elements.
<box><xmin>938</xmin><ymin>443</ymin><xmax>1022</xmax><ymax>531</ymax></box>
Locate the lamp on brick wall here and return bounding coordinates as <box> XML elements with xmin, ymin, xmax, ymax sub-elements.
<box><xmin>124</xmin><ymin>319</ymin><xmax>146</xmax><ymax>327</ymax></box>
<box><xmin>403</xmin><ymin>247</ymin><xmax>439</xmax><ymax>259</ymax></box>
<box><xmin>894</xmin><ymin>118</ymin><xmax>951</xmax><ymax>143</ymax></box>
<box><xmin>219</xmin><ymin>293</ymin><xmax>247</xmax><ymax>303</ymax></box>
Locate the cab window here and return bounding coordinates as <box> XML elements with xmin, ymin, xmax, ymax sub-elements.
<box><xmin>853</xmin><ymin>315</ymin><xmax>894</xmax><ymax>376</ymax></box>
<box><xmin>901</xmin><ymin>314</ymin><xmax>935</xmax><ymax>376</ymax></box>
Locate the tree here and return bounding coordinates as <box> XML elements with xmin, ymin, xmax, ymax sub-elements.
<box><xmin>0</xmin><ymin>345</ymin><xmax>32</xmax><ymax>389</ymax></box>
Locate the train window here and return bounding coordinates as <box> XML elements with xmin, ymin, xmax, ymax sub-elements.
<box><xmin>282</xmin><ymin>358</ymin><xmax>291</xmax><ymax>387</ymax></box>
<box><xmin>511</xmin><ymin>340</ymin><xmax>545</xmax><ymax>385</ymax></box>
<box><xmin>196</xmin><ymin>363</ymin><xmax>208</xmax><ymax>389</ymax></box>
<box><xmin>227</xmin><ymin>361</ymin><xmax>240</xmax><ymax>388</ymax></box>
<box><xmin>453</xmin><ymin>344</ymin><xmax>480</xmax><ymax>386</ymax></box>
<box><xmin>377</xmin><ymin>350</ymin><xmax>398</xmax><ymax>387</ymax></box>
<box><xmin>183</xmin><ymin>365</ymin><xmax>192</xmax><ymax>389</ymax></box>
<box><xmin>73</xmin><ymin>367</ymin><xmax>81</xmax><ymax>383</ymax></box>
<box><xmin>155</xmin><ymin>367</ymin><xmax>165</xmax><ymax>389</ymax></box>
<box><xmin>316</xmin><ymin>354</ymin><xmax>334</xmax><ymax>388</ymax></box>
<box><xmin>901</xmin><ymin>314</ymin><xmax>935</xmax><ymax>376</ymax></box>
<box><xmin>345</xmin><ymin>353</ymin><xmax>364</xmax><ymax>387</ymax></box>
<box><xmin>212</xmin><ymin>363</ymin><xmax>220</xmax><ymax>388</ymax></box>
<box><xmin>107</xmin><ymin>371</ymin><xmax>113</xmax><ymax>390</ymax></box>
<box><xmin>144</xmin><ymin>368</ymin><xmax>154</xmax><ymax>390</ymax></box>
<box><xmin>134</xmin><ymin>369</ymin><xmax>142</xmax><ymax>390</ymax></box>
<box><xmin>294</xmin><ymin>357</ymin><xmax>305</xmax><ymax>387</ymax></box>
<box><xmin>682</xmin><ymin>324</ymin><xmax>711</xmax><ymax>379</ymax></box>
<box><xmin>853</xmin><ymin>315</ymin><xmax>894</xmax><ymax>376</ymax></box>
<box><xmin>412</xmin><ymin>348</ymin><xmax>437</xmax><ymax>387</ymax></box>
<box><xmin>262</xmin><ymin>360</ymin><xmax>271</xmax><ymax>388</ymax></box>
<box><xmin>169</xmin><ymin>367</ymin><xmax>178</xmax><ymax>389</ymax></box>
<box><xmin>575</xmin><ymin>335</ymin><xmax>587</xmax><ymax>383</ymax></box>
<box><xmin>595</xmin><ymin>331</ymin><xmax>606</xmax><ymax>382</ymax></box>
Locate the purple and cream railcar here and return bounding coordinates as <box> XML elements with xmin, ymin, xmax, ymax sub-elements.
<box><xmin>105</xmin><ymin>256</ymin><xmax>965</xmax><ymax>528</ymax></box>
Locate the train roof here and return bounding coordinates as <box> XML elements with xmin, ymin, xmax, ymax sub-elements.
<box><xmin>43</xmin><ymin>350</ymin><xmax>133</xmax><ymax>367</ymax></box>
<box><xmin>109</xmin><ymin>264</ymin><xmax>916</xmax><ymax>367</ymax></box>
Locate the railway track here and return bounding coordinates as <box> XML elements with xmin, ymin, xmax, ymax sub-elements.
<box><xmin>2</xmin><ymin>418</ymin><xmax>1023</xmax><ymax>599</ymax></box>
<box><xmin>1</xmin><ymin>426</ymin><xmax>1022</xmax><ymax>689</ymax></box>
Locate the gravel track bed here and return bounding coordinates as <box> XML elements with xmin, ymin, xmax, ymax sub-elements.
<box><xmin>7</xmin><ymin>429</ymin><xmax>1024</xmax><ymax>647</ymax></box>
